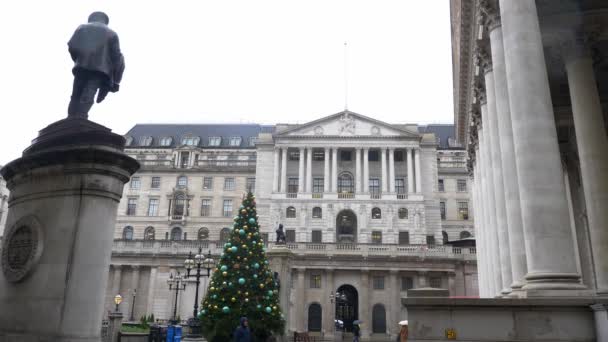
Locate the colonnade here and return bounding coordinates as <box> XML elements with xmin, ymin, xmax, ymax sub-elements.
<box><xmin>472</xmin><ymin>0</ymin><xmax>608</xmax><ymax>297</ymax></box>
<box><xmin>272</xmin><ymin>147</ymin><xmax>423</xmax><ymax>195</ymax></box>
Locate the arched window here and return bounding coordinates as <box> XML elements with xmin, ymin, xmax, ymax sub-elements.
<box><xmin>170</xmin><ymin>227</ymin><xmax>183</xmax><ymax>241</ymax></box>
<box><xmin>286</xmin><ymin>206</ymin><xmax>296</xmax><ymax>218</ymax></box>
<box><xmin>159</xmin><ymin>136</ymin><xmax>173</xmax><ymax>146</ymax></box>
<box><xmin>124</xmin><ymin>136</ymin><xmax>133</xmax><ymax>146</ymax></box>
<box><xmin>308</xmin><ymin>303</ymin><xmax>322</xmax><ymax>332</ymax></box>
<box><xmin>173</xmin><ymin>194</ymin><xmax>186</xmax><ymax>216</ymax></box>
<box><xmin>198</xmin><ymin>228</ymin><xmax>209</xmax><ymax>240</ymax></box>
<box><xmin>122</xmin><ymin>226</ymin><xmax>134</xmax><ymax>240</ymax></box>
<box><xmin>372</xmin><ymin>304</ymin><xmax>387</xmax><ymax>334</ymax></box>
<box><xmin>338</xmin><ymin>172</ymin><xmax>354</xmax><ymax>193</ymax></box>
<box><xmin>312</xmin><ymin>207</ymin><xmax>322</xmax><ymax>219</ymax></box>
<box><xmin>371</xmin><ymin>207</ymin><xmax>382</xmax><ymax>219</ymax></box>
<box><xmin>144</xmin><ymin>226</ymin><xmax>155</xmax><ymax>240</ymax></box>
<box><xmin>442</xmin><ymin>231</ymin><xmax>449</xmax><ymax>244</ymax></box>
<box><xmin>460</xmin><ymin>230</ymin><xmax>472</xmax><ymax>239</ymax></box>
<box><xmin>398</xmin><ymin>208</ymin><xmax>408</xmax><ymax>219</ymax></box>
<box><xmin>220</xmin><ymin>228</ymin><xmax>231</xmax><ymax>243</ymax></box>
<box><xmin>177</xmin><ymin>176</ymin><xmax>188</xmax><ymax>188</ymax></box>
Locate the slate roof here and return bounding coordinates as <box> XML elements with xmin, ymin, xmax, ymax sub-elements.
<box><xmin>418</xmin><ymin>124</ymin><xmax>461</xmax><ymax>150</ymax></box>
<box><xmin>124</xmin><ymin>124</ymin><xmax>275</xmax><ymax>149</ymax></box>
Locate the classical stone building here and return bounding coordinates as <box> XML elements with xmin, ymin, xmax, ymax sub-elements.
<box><xmin>105</xmin><ymin>111</ymin><xmax>477</xmax><ymax>339</ymax></box>
<box><xmin>451</xmin><ymin>0</ymin><xmax>608</xmax><ymax>300</ymax></box>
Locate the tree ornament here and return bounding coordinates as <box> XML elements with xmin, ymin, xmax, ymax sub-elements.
<box><xmin>223</xmin><ymin>306</ymin><xmax>230</xmax><ymax>313</ymax></box>
<box><xmin>266</xmin><ymin>306</ymin><xmax>272</xmax><ymax>313</ymax></box>
<box><xmin>260</xmin><ymin>284</ymin><xmax>265</xmax><ymax>289</ymax></box>
<box><xmin>248</xmin><ymin>218</ymin><xmax>256</xmax><ymax>225</ymax></box>
<box><xmin>221</xmin><ymin>265</ymin><xmax>228</xmax><ymax>272</ymax></box>
<box><xmin>231</xmin><ymin>297</ymin><xmax>236</xmax><ymax>302</ymax></box>
<box><xmin>273</xmin><ymin>306</ymin><xmax>277</xmax><ymax>310</ymax></box>
<box><xmin>241</xmin><ymin>209</ymin><xmax>247</xmax><ymax>214</ymax></box>
<box><xmin>239</xmin><ymin>229</ymin><xmax>246</xmax><ymax>236</ymax></box>
<box><xmin>238</xmin><ymin>278</ymin><xmax>246</xmax><ymax>285</ymax></box>
<box><xmin>231</xmin><ymin>246</ymin><xmax>238</xmax><ymax>253</ymax></box>
<box><xmin>245</xmin><ymin>298</ymin><xmax>249</xmax><ymax>302</ymax></box>
<box><xmin>268</xmin><ymin>290</ymin><xmax>273</xmax><ymax>296</ymax></box>
<box><xmin>257</xmin><ymin>304</ymin><xmax>262</xmax><ymax>309</ymax></box>
<box><xmin>253</xmin><ymin>274</ymin><xmax>258</xmax><ymax>279</ymax></box>
<box><xmin>254</xmin><ymin>263</ymin><xmax>260</xmax><ymax>269</ymax></box>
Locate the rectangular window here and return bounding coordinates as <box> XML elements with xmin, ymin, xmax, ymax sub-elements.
<box><xmin>395</xmin><ymin>178</ymin><xmax>405</xmax><ymax>194</ymax></box>
<box><xmin>147</xmin><ymin>198</ymin><xmax>159</xmax><ymax>216</ymax></box>
<box><xmin>150</xmin><ymin>177</ymin><xmax>161</xmax><ymax>189</ymax></box>
<box><xmin>457</xmin><ymin>179</ymin><xmax>467</xmax><ymax>192</ymax></box>
<box><xmin>224</xmin><ymin>177</ymin><xmax>235</xmax><ymax>191</ymax></box>
<box><xmin>458</xmin><ymin>201</ymin><xmax>469</xmax><ymax>220</ymax></box>
<box><xmin>203</xmin><ymin>177</ymin><xmax>213</xmax><ymax>190</ymax></box>
<box><xmin>312</xmin><ymin>230</ymin><xmax>322</xmax><ymax>243</ymax></box>
<box><xmin>426</xmin><ymin>235</ymin><xmax>436</xmax><ymax>246</ymax></box>
<box><xmin>180</xmin><ymin>152</ymin><xmax>190</xmax><ymax>168</ymax></box>
<box><xmin>246</xmin><ymin>178</ymin><xmax>256</xmax><ymax>192</ymax></box>
<box><xmin>430</xmin><ymin>276</ymin><xmax>442</xmax><ymax>288</ymax></box>
<box><xmin>177</xmin><ymin>176</ymin><xmax>188</xmax><ymax>188</ymax></box>
<box><xmin>398</xmin><ymin>231</ymin><xmax>410</xmax><ymax>245</ymax></box>
<box><xmin>371</xmin><ymin>231</ymin><xmax>382</xmax><ymax>244</ymax></box>
<box><xmin>286</xmin><ymin>229</ymin><xmax>296</xmax><ymax>243</ymax></box>
<box><xmin>312</xmin><ymin>178</ymin><xmax>324</xmax><ymax>193</ymax></box>
<box><xmin>249</xmin><ymin>137</ymin><xmax>257</xmax><ymax>147</ymax></box>
<box><xmin>130</xmin><ymin>177</ymin><xmax>141</xmax><ymax>189</ymax></box>
<box><xmin>288</xmin><ymin>178</ymin><xmax>299</xmax><ymax>194</ymax></box>
<box><xmin>373</xmin><ymin>276</ymin><xmax>385</xmax><ymax>290</ymax></box>
<box><xmin>313</xmin><ymin>150</ymin><xmax>325</xmax><ymax>161</ymax></box>
<box><xmin>126</xmin><ymin>198</ymin><xmax>137</xmax><ymax>216</ymax></box>
<box><xmin>229</xmin><ymin>137</ymin><xmax>242</xmax><ymax>146</ymax></box>
<box><xmin>201</xmin><ymin>199</ymin><xmax>211</xmax><ymax>217</ymax></box>
<box><xmin>440</xmin><ymin>201</ymin><xmax>446</xmax><ymax>220</ymax></box>
<box><xmin>310</xmin><ymin>274</ymin><xmax>322</xmax><ymax>288</ymax></box>
<box><xmin>289</xmin><ymin>151</ymin><xmax>300</xmax><ymax>161</ymax></box>
<box><xmin>401</xmin><ymin>277</ymin><xmax>414</xmax><ymax>291</ymax></box>
<box><xmin>208</xmin><ymin>137</ymin><xmax>221</xmax><ymax>146</ymax></box>
<box><xmin>369</xmin><ymin>178</ymin><xmax>380</xmax><ymax>195</ymax></box>
<box><xmin>368</xmin><ymin>150</ymin><xmax>379</xmax><ymax>162</ymax></box>
<box><xmin>340</xmin><ymin>150</ymin><xmax>352</xmax><ymax>161</ymax></box>
<box><xmin>438</xmin><ymin>179</ymin><xmax>445</xmax><ymax>192</ymax></box>
<box><xmin>394</xmin><ymin>150</ymin><xmax>404</xmax><ymax>162</ymax></box>
<box><xmin>223</xmin><ymin>199</ymin><xmax>233</xmax><ymax>217</ymax></box>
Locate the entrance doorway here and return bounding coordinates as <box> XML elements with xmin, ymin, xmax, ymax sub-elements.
<box><xmin>335</xmin><ymin>284</ymin><xmax>359</xmax><ymax>332</ymax></box>
<box><xmin>336</xmin><ymin>210</ymin><xmax>357</xmax><ymax>243</ymax></box>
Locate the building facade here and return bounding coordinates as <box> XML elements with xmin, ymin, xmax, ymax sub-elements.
<box><xmin>451</xmin><ymin>0</ymin><xmax>608</xmax><ymax>298</ymax></box>
<box><xmin>0</xmin><ymin>167</ymin><xmax>8</xmax><ymax>238</ymax></box>
<box><xmin>105</xmin><ymin>112</ymin><xmax>477</xmax><ymax>339</ymax></box>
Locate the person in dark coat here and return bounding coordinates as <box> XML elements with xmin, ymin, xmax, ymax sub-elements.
<box><xmin>233</xmin><ymin>317</ymin><xmax>252</xmax><ymax>342</ymax></box>
<box><xmin>352</xmin><ymin>323</ymin><xmax>361</xmax><ymax>342</ymax></box>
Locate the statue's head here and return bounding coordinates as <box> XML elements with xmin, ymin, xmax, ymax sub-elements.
<box><xmin>278</xmin><ymin>223</ymin><xmax>283</xmax><ymax>230</ymax></box>
<box><xmin>88</xmin><ymin>11</ymin><xmax>110</xmax><ymax>25</ymax></box>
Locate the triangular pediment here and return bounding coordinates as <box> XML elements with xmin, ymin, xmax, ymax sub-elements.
<box><xmin>276</xmin><ymin>111</ymin><xmax>419</xmax><ymax>138</ymax></box>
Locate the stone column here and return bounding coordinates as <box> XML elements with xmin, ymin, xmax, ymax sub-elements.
<box><xmin>591</xmin><ymin>304</ymin><xmax>608</xmax><ymax>342</ymax></box>
<box><xmin>323</xmin><ymin>269</ymin><xmax>335</xmax><ymax>337</ymax></box>
<box><xmin>128</xmin><ymin>266</ymin><xmax>141</xmax><ymax>321</ymax></box>
<box><xmin>363</xmin><ymin>148</ymin><xmax>370</xmax><ymax>193</ymax></box>
<box><xmin>273</xmin><ymin>148</ymin><xmax>280</xmax><ymax>193</ymax></box>
<box><xmin>478</xmin><ymin>44</ymin><xmax>513</xmax><ymax>295</ymax></box>
<box><xmin>417</xmin><ymin>271</ymin><xmax>427</xmax><ymax>288</ymax></box>
<box><xmin>500</xmin><ymin>0</ymin><xmax>584</xmax><ymax>294</ymax></box>
<box><xmin>108</xmin><ymin>311</ymin><xmax>123</xmax><ymax>342</ymax></box>
<box><xmin>147</xmin><ymin>267</ymin><xmax>158</xmax><ymax>316</ymax></box>
<box><xmin>332</xmin><ymin>148</ymin><xmax>339</xmax><ymax>192</ymax></box>
<box><xmin>355</xmin><ymin>148</ymin><xmax>362</xmax><ymax>193</ymax></box>
<box><xmin>359</xmin><ymin>270</ymin><xmax>370</xmax><ymax>338</ymax></box>
<box><xmin>298</xmin><ymin>147</ymin><xmax>305</xmax><ymax>194</ymax></box>
<box><xmin>306</xmin><ymin>147</ymin><xmax>313</xmax><ymax>193</ymax></box>
<box><xmin>112</xmin><ymin>265</ymin><xmax>123</xmax><ymax>299</ymax></box>
<box><xmin>407</xmin><ymin>148</ymin><xmax>414</xmax><ymax>193</ymax></box>
<box><xmin>281</xmin><ymin>147</ymin><xmax>288</xmax><ymax>193</ymax></box>
<box><xmin>389</xmin><ymin>148</ymin><xmax>395</xmax><ymax>193</ymax></box>
<box><xmin>324</xmin><ymin>148</ymin><xmax>330</xmax><ymax>193</ymax></box>
<box><xmin>484</xmin><ymin>7</ymin><xmax>528</xmax><ymax>293</ymax></box>
<box><xmin>564</xmin><ymin>39</ymin><xmax>608</xmax><ymax>295</ymax></box>
<box><xmin>389</xmin><ymin>270</ymin><xmax>399</xmax><ymax>337</ymax></box>
<box><xmin>414</xmin><ymin>149</ymin><xmax>422</xmax><ymax>193</ymax></box>
<box><xmin>381</xmin><ymin>148</ymin><xmax>388</xmax><ymax>193</ymax></box>
<box><xmin>296</xmin><ymin>268</ymin><xmax>306</xmax><ymax>332</ymax></box>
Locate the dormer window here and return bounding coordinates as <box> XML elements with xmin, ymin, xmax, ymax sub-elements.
<box><xmin>249</xmin><ymin>137</ymin><xmax>257</xmax><ymax>147</ymax></box>
<box><xmin>140</xmin><ymin>136</ymin><xmax>153</xmax><ymax>146</ymax></box>
<box><xmin>159</xmin><ymin>137</ymin><xmax>173</xmax><ymax>146</ymax></box>
<box><xmin>181</xmin><ymin>136</ymin><xmax>200</xmax><ymax>146</ymax></box>
<box><xmin>229</xmin><ymin>137</ymin><xmax>242</xmax><ymax>146</ymax></box>
<box><xmin>209</xmin><ymin>137</ymin><xmax>221</xmax><ymax>146</ymax></box>
<box><xmin>125</xmin><ymin>136</ymin><xmax>133</xmax><ymax>146</ymax></box>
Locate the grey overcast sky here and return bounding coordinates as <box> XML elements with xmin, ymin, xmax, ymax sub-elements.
<box><xmin>0</xmin><ymin>1</ymin><xmax>454</xmax><ymax>165</ymax></box>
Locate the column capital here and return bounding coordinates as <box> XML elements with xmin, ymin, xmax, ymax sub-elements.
<box><xmin>555</xmin><ymin>29</ymin><xmax>600</xmax><ymax>63</ymax></box>
<box><xmin>475</xmin><ymin>43</ymin><xmax>493</xmax><ymax>75</ymax></box>
<box><xmin>478</xmin><ymin>0</ymin><xmax>501</xmax><ymax>32</ymax></box>
<box><xmin>131</xmin><ymin>265</ymin><xmax>140</xmax><ymax>270</ymax></box>
<box><xmin>473</xmin><ymin>79</ymin><xmax>487</xmax><ymax>105</ymax></box>
<box><xmin>388</xmin><ymin>147</ymin><xmax>395</xmax><ymax>152</ymax></box>
<box><xmin>590</xmin><ymin>304</ymin><xmax>608</xmax><ymax>312</ymax></box>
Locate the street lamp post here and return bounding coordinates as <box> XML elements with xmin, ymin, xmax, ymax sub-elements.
<box><xmin>114</xmin><ymin>294</ymin><xmax>123</xmax><ymax>313</ymax></box>
<box><xmin>184</xmin><ymin>248</ymin><xmax>215</xmax><ymax>338</ymax></box>
<box><xmin>167</xmin><ymin>272</ymin><xmax>187</xmax><ymax>325</ymax></box>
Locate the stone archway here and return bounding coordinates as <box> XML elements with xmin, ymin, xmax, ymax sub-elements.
<box><xmin>335</xmin><ymin>284</ymin><xmax>359</xmax><ymax>332</ymax></box>
<box><xmin>336</xmin><ymin>209</ymin><xmax>357</xmax><ymax>243</ymax></box>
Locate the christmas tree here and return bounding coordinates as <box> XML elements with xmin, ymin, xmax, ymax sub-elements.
<box><xmin>200</xmin><ymin>191</ymin><xmax>285</xmax><ymax>341</ymax></box>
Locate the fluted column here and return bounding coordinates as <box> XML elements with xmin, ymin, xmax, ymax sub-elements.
<box><xmin>389</xmin><ymin>270</ymin><xmax>399</xmax><ymax>336</ymax></box>
<box><xmin>323</xmin><ymin>269</ymin><xmax>335</xmax><ymax>335</ymax></box>
<box><xmin>146</xmin><ymin>267</ymin><xmax>157</xmax><ymax>315</ymax></box>
<box><xmin>500</xmin><ymin>0</ymin><xmax>583</xmax><ymax>293</ymax></box>
<box><xmin>324</xmin><ymin>148</ymin><xmax>330</xmax><ymax>193</ymax></box>
<box><xmin>306</xmin><ymin>147</ymin><xmax>313</xmax><ymax>193</ymax></box>
<box><xmin>280</xmin><ymin>147</ymin><xmax>288</xmax><ymax>193</ymax></box>
<box><xmin>331</xmin><ymin>148</ymin><xmax>338</xmax><ymax>192</ymax></box>
<box><xmin>128</xmin><ymin>266</ymin><xmax>140</xmax><ymax>320</ymax></box>
<box><xmin>414</xmin><ymin>149</ymin><xmax>422</xmax><ymax>193</ymax></box>
<box><xmin>407</xmin><ymin>148</ymin><xmax>414</xmax><ymax>193</ymax></box>
<box><xmin>363</xmin><ymin>148</ymin><xmax>370</xmax><ymax>193</ymax></box>
<box><xmin>296</xmin><ymin>268</ymin><xmax>306</xmax><ymax>332</ymax></box>
<box><xmin>355</xmin><ymin>148</ymin><xmax>362</xmax><ymax>193</ymax></box>
<box><xmin>389</xmin><ymin>148</ymin><xmax>395</xmax><ymax>193</ymax></box>
<box><xmin>564</xmin><ymin>37</ymin><xmax>608</xmax><ymax>294</ymax></box>
<box><xmin>484</xmin><ymin>6</ymin><xmax>527</xmax><ymax>292</ymax></box>
<box><xmin>273</xmin><ymin>148</ymin><xmax>280</xmax><ymax>193</ymax></box>
<box><xmin>359</xmin><ymin>270</ymin><xmax>370</xmax><ymax>338</ymax></box>
<box><xmin>298</xmin><ymin>147</ymin><xmax>305</xmax><ymax>194</ymax></box>
<box><xmin>381</xmin><ymin>148</ymin><xmax>388</xmax><ymax>192</ymax></box>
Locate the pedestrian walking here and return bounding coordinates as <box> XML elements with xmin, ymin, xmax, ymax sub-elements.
<box><xmin>352</xmin><ymin>322</ymin><xmax>361</xmax><ymax>342</ymax></box>
<box><xmin>397</xmin><ymin>320</ymin><xmax>408</xmax><ymax>342</ymax></box>
<box><xmin>233</xmin><ymin>317</ymin><xmax>252</xmax><ymax>342</ymax></box>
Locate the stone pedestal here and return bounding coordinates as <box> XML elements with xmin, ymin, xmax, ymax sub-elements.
<box><xmin>0</xmin><ymin>118</ymin><xmax>139</xmax><ymax>342</ymax></box>
<box><xmin>108</xmin><ymin>311</ymin><xmax>124</xmax><ymax>342</ymax></box>
<box><xmin>266</xmin><ymin>244</ymin><xmax>293</xmax><ymax>341</ymax></box>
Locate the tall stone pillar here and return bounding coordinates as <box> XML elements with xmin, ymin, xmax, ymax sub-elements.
<box><xmin>500</xmin><ymin>0</ymin><xmax>584</xmax><ymax>294</ymax></box>
<box><xmin>363</xmin><ymin>148</ymin><xmax>370</xmax><ymax>193</ymax></box>
<box><xmin>564</xmin><ymin>39</ymin><xmax>608</xmax><ymax>295</ymax></box>
<box><xmin>323</xmin><ymin>269</ymin><xmax>335</xmax><ymax>337</ymax></box>
<box><xmin>389</xmin><ymin>270</ymin><xmax>400</xmax><ymax>337</ymax></box>
<box><xmin>381</xmin><ymin>148</ymin><xmax>388</xmax><ymax>192</ymax></box>
<box><xmin>281</xmin><ymin>148</ymin><xmax>288</xmax><ymax>193</ymax></box>
<box><xmin>273</xmin><ymin>148</ymin><xmax>280</xmax><ymax>193</ymax></box>
<box><xmin>484</xmin><ymin>6</ymin><xmax>528</xmax><ymax>293</ymax></box>
<box><xmin>359</xmin><ymin>270</ymin><xmax>370</xmax><ymax>338</ymax></box>
<box><xmin>0</xmin><ymin>118</ymin><xmax>139</xmax><ymax>341</ymax></box>
<box><xmin>112</xmin><ymin>265</ymin><xmax>123</xmax><ymax>300</ymax></box>
<box><xmin>324</xmin><ymin>148</ymin><xmax>330</xmax><ymax>193</ymax></box>
<box><xmin>591</xmin><ymin>304</ymin><xmax>608</xmax><ymax>342</ymax></box>
<box><xmin>296</xmin><ymin>268</ymin><xmax>306</xmax><ymax>332</ymax></box>
<box><xmin>355</xmin><ymin>148</ymin><xmax>362</xmax><ymax>193</ymax></box>
<box><xmin>147</xmin><ymin>267</ymin><xmax>158</xmax><ymax>316</ymax></box>
<box><xmin>332</xmin><ymin>148</ymin><xmax>339</xmax><ymax>192</ymax></box>
<box><xmin>306</xmin><ymin>147</ymin><xmax>313</xmax><ymax>193</ymax></box>
<box><xmin>407</xmin><ymin>148</ymin><xmax>414</xmax><ymax>194</ymax></box>
<box><xmin>298</xmin><ymin>147</ymin><xmax>305</xmax><ymax>194</ymax></box>
<box><xmin>414</xmin><ymin>149</ymin><xmax>422</xmax><ymax>193</ymax></box>
<box><xmin>389</xmin><ymin>148</ymin><xmax>395</xmax><ymax>193</ymax></box>
<box><xmin>128</xmin><ymin>266</ymin><xmax>140</xmax><ymax>321</ymax></box>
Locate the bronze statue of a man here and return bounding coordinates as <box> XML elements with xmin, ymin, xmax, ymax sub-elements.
<box><xmin>67</xmin><ymin>12</ymin><xmax>125</xmax><ymax>118</ymax></box>
<box><xmin>276</xmin><ymin>223</ymin><xmax>286</xmax><ymax>244</ymax></box>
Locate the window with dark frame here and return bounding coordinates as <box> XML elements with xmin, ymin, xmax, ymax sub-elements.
<box><xmin>127</xmin><ymin>198</ymin><xmax>137</xmax><ymax>215</ymax></box>
<box><xmin>340</xmin><ymin>150</ymin><xmax>352</xmax><ymax>161</ymax></box>
<box><xmin>368</xmin><ymin>150</ymin><xmax>379</xmax><ymax>161</ymax></box>
<box><xmin>147</xmin><ymin>198</ymin><xmax>159</xmax><ymax>216</ymax></box>
<box><xmin>224</xmin><ymin>177</ymin><xmax>235</xmax><ymax>191</ymax></box>
<box><xmin>395</xmin><ymin>178</ymin><xmax>405</xmax><ymax>194</ymax></box>
<box><xmin>338</xmin><ymin>173</ymin><xmax>354</xmax><ymax>193</ymax></box>
<box><xmin>440</xmin><ymin>201</ymin><xmax>446</xmax><ymax>220</ymax></box>
<box><xmin>288</xmin><ymin>178</ymin><xmax>299</xmax><ymax>194</ymax></box>
<box><xmin>286</xmin><ymin>206</ymin><xmax>296</xmax><ymax>218</ymax></box>
<box><xmin>201</xmin><ymin>199</ymin><xmax>211</xmax><ymax>216</ymax></box>
<box><xmin>223</xmin><ymin>199</ymin><xmax>233</xmax><ymax>217</ymax></box>
<box><xmin>372</xmin><ymin>207</ymin><xmax>382</xmax><ymax>219</ymax></box>
<box><xmin>246</xmin><ymin>178</ymin><xmax>256</xmax><ymax>192</ymax></box>
<box><xmin>177</xmin><ymin>176</ymin><xmax>188</xmax><ymax>188</ymax></box>
<box><xmin>310</xmin><ymin>274</ymin><xmax>322</xmax><ymax>288</ymax></box>
<box><xmin>313</xmin><ymin>150</ymin><xmax>325</xmax><ymax>161</ymax></box>
<box><xmin>458</xmin><ymin>201</ymin><xmax>469</xmax><ymax>220</ymax></box>
<box><xmin>286</xmin><ymin>229</ymin><xmax>296</xmax><ymax>243</ymax></box>
<box><xmin>430</xmin><ymin>276</ymin><xmax>442</xmax><ymax>289</ymax></box>
<box><xmin>426</xmin><ymin>235</ymin><xmax>436</xmax><ymax>246</ymax></box>
<box><xmin>123</xmin><ymin>226</ymin><xmax>134</xmax><ymax>240</ymax></box>
<box><xmin>289</xmin><ymin>151</ymin><xmax>300</xmax><ymax>161</ymax></box>
<box><xmin>373</xmin><ymin>276</ymin><xmax>385</xmax><ymax>290</ymax></box>
<box><xmin>130</xmin><ymin>177</ymin><xmax>141</xmax><ymax>189</ymax></box>
<box><xmin>151</xmin><ymin>176</ymin><xmax>161</xmax><ymax>189</ymax></box>
<box><xmin>401</xmin><ymin>277</ymin><xmax>414</xmax><ymax>291</ymax></box>
<box><xmin>438</xmin><ymin>179</ymin><xmax>445</xmax><ymax>192</ymax></box>
<box><xmin>371</xmin><ymin>231</ymin><xmax>382</xmax><ymax>244</ymax></box>
<box><xmin>399</xmin><ymin>231</ymin><xmax>410</xmax><ymax>245</ymax></box>
<box><xmin>398</xmin><ymin>208</ymin><xmax>408</xmax><ymax>219</ymax></box>
<box><xmin>394</xmin><ymin>150</ymin><xmax>404</xmax><ymax>161</ymax></box>
<box><xmin>312</xmin><ymin>207</ymin><xmax>322</xmax><ymax>218</ymax></box>
<box><xmin>312</xmin><ymin>230</ymin><xmax>322</xmax><ymax>243</ymax></box>
<box><xmin>369</xmin><ymin>178</ymin><xmax>380</xmax><ymax>195</ymax></box>
<box><xmin>312</xmin><ymin>178</ymin><xmax>324</xmax><ymax>193</ymax></box>
<box><xmin>457</xmin><ymin>179</ymin><xmax>467</xmax><ymax>192</ymax></box>
<box><xmin>203</xmin><ymin>177</ymin><xmax>213</xmax><ymax>190</ymax></box>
